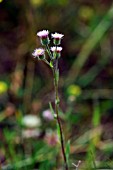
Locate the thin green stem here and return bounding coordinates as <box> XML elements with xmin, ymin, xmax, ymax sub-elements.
<box><xmin>44</xmin><ymin>43</ymin><xmax>68</xmax><ymax>169</ymax></box>
<box><xmin>53</xmin><ymin>62</ymin><xmax>68</xmax><ymax>170</ymax></box>
<box><xmin>46</xmin><ymin>44</ymin><xmax>53</xmax><ymax>59</ymax></box>
<box><xmin>42</xmin><ymin>59</ymin><xmax>50</xmax><ymax>66</ymax></box>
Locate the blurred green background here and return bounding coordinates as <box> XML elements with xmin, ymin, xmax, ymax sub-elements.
<box><xmin>0</xmin><ymin>0</ymin><xmax>113</xmax><ymax>169</ymax></box>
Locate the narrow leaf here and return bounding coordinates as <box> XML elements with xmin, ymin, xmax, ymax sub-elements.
<box><xmin>49</xmin><ymin>102</ymin><xmax>57</xmax><ymax>118</ymax></box>
<box><xmin>57</xmin><ymin>123</ymin><xmax>61</xmax><ymax>140</ymax></box>
<box><xmin>50</xmin><ymin>61</ymin><xmax>53</xmax><ymax>68</ymax></box>
<box><xmin>66</xmin><ymin>140</ymin><xmax>70</xmax><ymax>163</ymax></box>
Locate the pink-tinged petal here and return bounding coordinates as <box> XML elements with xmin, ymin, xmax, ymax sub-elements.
<box><xmin>51</xmin><ymin>47</ymin><xmax>56</xmax><ymax>52</ymax></box>
<box><xmin>37</xmin><ymin>30</ymin><xmax>49</xmax><ymax>38</ymax></box>
<box><xmin>56</xmin><ymin>47</ymin><xmax>62</xmax><ymax>52</ymax></box>
<box><xmin>42</xmin><ymin>109</ymin><xmax>54</xmax><ymax>120</ymax></box>
<box><xmin>32</xmin><ymin>48</ymin><xmax>45</xmax><ymax>57</ymax></box>
<box><xmin>51</xmin><ymin>46</ymin><xmax>62</xmax><ymax>52</ymax></box>
<box><xmin>51</xmin><ymin>32</ymin><xmax>64</xmax><ymax>39</ymax></box>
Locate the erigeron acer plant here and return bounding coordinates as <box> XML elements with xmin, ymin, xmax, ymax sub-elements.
<box><xmin>32</xmin><ymin>30</ymin><xmax>68</xmax><ymax>170</ymax></box>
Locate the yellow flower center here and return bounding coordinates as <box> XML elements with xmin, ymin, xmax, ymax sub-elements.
<box><xmin>55</xmin><ymin>33</ymin><xmax>59</xmax><ymax>36</ymax></box>
<box><xmin>37</xmin><ymin>49</ymin><xmax>42</xmax><ymax>53</ymax></box>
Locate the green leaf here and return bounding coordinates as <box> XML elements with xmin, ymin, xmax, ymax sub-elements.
<box><xmin>65</xmin><ymin>140</ymin><xmax>70</xmax><ymax>163</ymax></box>
<box><xmin>92</xmin><ymin>101</ymin><xmax>100</xmax><ymax>126</ymax></box>
<box><xmin>57</xmin><ymin>123</ymin><xmax>61</xmax><ymax>140</ymax></box>
<box><xmin>50</xmin><ymin>61</ymin><xmax>53</xmax><ymax>68</ymax></box>
<box><xmin>49</xmin><ymin>102</ymin><xmax>57</xmax><ymax>118</ymax></box>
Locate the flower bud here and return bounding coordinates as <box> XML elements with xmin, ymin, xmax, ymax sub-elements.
<box><xmin>53</xmin><ymin>38</ymin><xmax>61</xmax><ymax>46</ymax></box>
<box><xmin>51</xmin><ymin>47</ymin><xmax>62</xmax><ymax>59</ymax></box>
<box><xmin>40</xmin><ymin>37</ymin><xmax>50</xmax><ymax>46</ymax></box>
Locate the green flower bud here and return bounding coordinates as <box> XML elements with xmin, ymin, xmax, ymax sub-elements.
<box><xmin>53</xmin><ymin>38</ymin><xmax>61</xmax><ymax>45</ymax></box>
<box><xmin>41</xmin><ymin>37</ymin><xmax>50</xmax><ymax>45</ymax></box>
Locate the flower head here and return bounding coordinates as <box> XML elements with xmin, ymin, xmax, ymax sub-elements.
<box><xmin>22</xmin><ymin>115</ymin><xmax>41</xmax><ymax>128</ymax></box>
<box><xmin>22</xmin><ymin>129</ymin><xmax>41</xmax><ymax>139</ymax></box>
<box><xmin>51</xmin><ymin>32</ymin><xmax>64</xmax><ymax>39</ymax></box>
<box><xmin>42</xmin><ymin>109</ymin><xmax>54</xmax><ymax>121</ymax></box>
<box><xmin>37</xmin><ymin>30</ymin><xmax>49</xmax><ymax>38</ymax></box>
<box><xmin>45</xmin><ymin>130</ymin><xmax>59</xmax><ymax>146</ymax></box>
<box><xmin>32</xmin><ymin>48</ymin><xmax>45</xmax><ymax>59</ymax></box>
<box><xmin>37</xmin><ymin>30</ymin><xmax>50</xmax><ymax>45</ymax></box>
<box><xmin>51</xmin><ymin>32</ymin><xmax>64</xmax><ymax>45</ymax></box>
<box><xmin>51</xmin><ymin>47</ymin><xmax>62</xmax><ymax>58</ymax></box>
<box><xmin>51</xmin><ymin>46</ymin><xmax>62</xmax><ymax>52</ymax></box>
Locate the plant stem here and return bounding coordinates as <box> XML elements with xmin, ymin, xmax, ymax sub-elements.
<box><xmin>42</xmin><ymin>59</ymin><xmax>50</xmax><ymax>66</ymax></box>
<box><xmin>53</xmin><ymin>59</ymin><xmax>68</xmax><ymax>170</ymax></box>
<box><xmin>46</xmin><ymin>44</ymin><xmax>53</xmax><ymax>59</ymax></box>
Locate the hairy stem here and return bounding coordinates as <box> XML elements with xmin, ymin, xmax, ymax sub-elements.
<box><xmin>42</xmin><ymin>59</ymin><xmax>50</xmax><ymax>66</ymax></box>
<box><xmin>53</xmin><ymin>60</ymin><xmax>68</xmax><ymax>170</ymax></box>
<box><xmin>46</xmin><ymin>44</ymin><xmax>53</xmax><ymax>59</ymax></box>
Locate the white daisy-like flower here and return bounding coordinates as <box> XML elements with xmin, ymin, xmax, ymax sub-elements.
<box><xmin>37</xmin><ymin>30</ymin><xmax>49</xmax><ymax>38</ymax></box>
<box><xmin>22</xmin><ymin>115</ymin><xmax>41</xmax><ymax>128</ymax></box>
<box><xmin>51</xmin><ymin>32</ymin><xmax>64</xmax><ymax>39</ymax></box>
<box><xmin>51</xmin><ymin>46</ymin><xmax>63</xmax><ymax>52</ymax></box>
<box><xmin>32</xmin><ymin>48</ymin><xmax>45</xmax><ymax>57</ymax></box>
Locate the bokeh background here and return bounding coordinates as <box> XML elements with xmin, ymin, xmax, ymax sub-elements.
<box><xmin>0</xmin><ymin>0</ymin><xmax>113</xmax><ymax>169</ymax></box>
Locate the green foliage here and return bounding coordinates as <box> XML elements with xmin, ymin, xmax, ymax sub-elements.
<box><xmin>49</xmin><ymin>102</ymin><xmax>57</xmax><ymax>118</ymax></box>
<box><xmin>49</xmin><ymin>61</ymin><xmax>53</xmax><ymax>68</ymax></box>
<box><xmin>92</xmin><ymin>100</ymin><xmax>100</xmax><ymax>127</ymax></box>
<box><xmin>65</xmin><ymin>140</ymin><xmax>70</xmax><ymax>164</ymax></box>
<box><xmin>56</xmin><ymin>123</ymin><xmax>61</xmax><ymax>141</ymax></box>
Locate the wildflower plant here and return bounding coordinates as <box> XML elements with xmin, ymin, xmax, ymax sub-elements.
<box><xmin>32</xmin><ymin>30</ymin><xmax>69</xmax><ymax>170</ymax></box>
